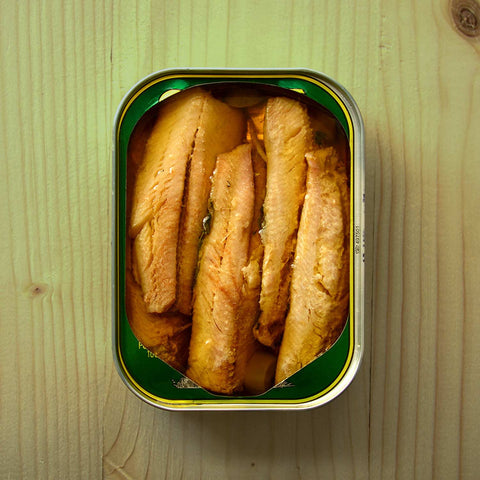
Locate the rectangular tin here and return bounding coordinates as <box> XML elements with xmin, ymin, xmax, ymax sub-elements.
<box><xmin>112</xmin><ymin>68</ymin><xmax>365</xmax><ymax>410</ymax></box>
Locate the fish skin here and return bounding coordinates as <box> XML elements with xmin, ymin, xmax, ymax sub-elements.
<box><xmin>275</xmin><ymin>147</ymin><xmax>350</xmax><ymax>383</ymax></box>
<box><xmin>129</xmin><ymin>89</ymin><xmax>207</xmax><ymax>313</ymax></box>
<box><xmin>175</xmin><ymin>98</ymin><xmax>245</xmax><ymax>315</ymax></box>
<box><xmin>187</xmin><ymin>144</ymin><xmax>255</xmax><ymax>395</ymax></box>
<box><xmin>254</xmin><ymin>96</ymin><xmax>313</xmax><ymax>350</ymax></box>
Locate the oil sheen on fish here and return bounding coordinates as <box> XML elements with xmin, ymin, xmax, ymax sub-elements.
<box><xmin>254</xmin><ymin>96</ymin><xmax>314</xmax><ymax>349</ymax></box>
<box><xmin>187</xmin><ymin>144</ymin><xmax>255</xmax><ymax>395</ymax></box>
<box><xmin>275</xmin><ymin>147</ymin><xmax>350</xmax><ymax>383</ymax></box>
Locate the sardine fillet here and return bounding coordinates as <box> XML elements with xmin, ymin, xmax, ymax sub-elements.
<box><xmin>175</xmin><ymin>99</ymin><xmax>245</xmax><ymax>315</ymax></box>
<box><xmin>235</xmin><ymin>145</ymin><xmax>267</xmax><ymax>382</ymax></box>
<box><xmin>129</xmin><ymin>89</ymin><xmax>207</xmax><ymax>313</ymax></box>
<box><xmin>254</xmin><ymin>96</ymin><xmax>313</xmax><ymax>349</ymax></box>
<box><xmin>187</xmin><ymin>144</ymin><xmax>255</xmax><ymax>395</ymax></box>
<box><xmin>129</xmin><ymin>89</ymin><xmax>245</xmax><ymax>314</ymax></box>
<box><xmin>275</xmin><ymin>147</ymin><xmax>350</xmax><ymax>383</ymax></box>
<box><xmin>125</xmin><ymin>265</ymin><xmax>191</xmax><ymax>372</ymax></box>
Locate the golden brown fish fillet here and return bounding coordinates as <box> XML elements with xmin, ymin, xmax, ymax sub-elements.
<box><xmin>129</xmin><ymin>88</ymin><xmax>245</xmax><ymax>313</ymax></box>
<box><xmin>129</xmin><ymin>89</ymin><xmax>206</xmax><ymax>237</ymax></box>
<box><xmin>254</xmin><ymin>96</ymin><xmax>314</xmax><ymax>349</ymax></box>
<box><xmin>126</xmin><ymin>108</ymin><xmax>156</xmax><ymax>223</ymax></box>
<box><xmin>125</xmin><ymin>261</ymin><xmax>191</xmax><ymax>372</ymax></box>
<box><xmin>126</xmin><ymin>153</ymin><xmax>191</xmax><ymax>372</ymax></box>
<box><xmin>275</xmin><ymin>147</ymin><xmax>350</xmax><ymax>383</ymax></box>
<box><xmin>235</xmin><ymin>143</ymin><xmax>267</xmax><ymax>388</ymax></box>
<box><xmin>175</xmin><ymin>97</ymin><xmax>245</xmax><ymax>315</ymax></box>
<box><xmin>241</xmin><ymin>125</ymin><xmax>267</xmax><ymax>313</ymax></box>
<box><xmin>129</xmin><ymin>88</ymin><xmax>206</xmax><ymax>312</ymax></box>
<box><xmin>187</xmin><ymin>144</ymin><xmax>255</xmax><ymax>395</ymax></box>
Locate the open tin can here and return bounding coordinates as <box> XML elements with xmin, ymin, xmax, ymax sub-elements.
<box><xmin>112</xmin><ymin>69</ymin><xmax>365</xmax><ymax>410</ymax></box>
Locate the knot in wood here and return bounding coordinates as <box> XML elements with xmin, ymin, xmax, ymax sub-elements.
<box><xmin>451</xmin><ymin>0</ymin><xmax>480</xmax><ymax>37</ymax></box>
<box><xmin>25</xmin><ymin>282</ymin><xmax>49</xmax><ymax>299</ymax></box>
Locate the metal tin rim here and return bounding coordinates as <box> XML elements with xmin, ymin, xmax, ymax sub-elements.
<box><xmin>112</xmin><ymin>68</ymin><xmax>365</xmax><ymax>411</ymax></box>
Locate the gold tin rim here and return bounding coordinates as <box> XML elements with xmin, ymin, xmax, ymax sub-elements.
<box><xmin>112</xmin><ymin>68</ymin><xmax>365</xmax><ymax>411</ymax></box>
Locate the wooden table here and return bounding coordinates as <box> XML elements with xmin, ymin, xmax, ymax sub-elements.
<box><xmin>2</xmin><ymin>1</ymin><xmax>479</xmax><ymax>478</ymax></box>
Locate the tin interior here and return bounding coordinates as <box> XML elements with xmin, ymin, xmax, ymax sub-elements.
<box><xmin>113</xmin><ymin>71</ymin><xmax>362</xmax><ymax>409</ymax></box>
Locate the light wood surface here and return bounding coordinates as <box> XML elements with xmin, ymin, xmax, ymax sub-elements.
<box><xmin>1</xmin><ymin>1</ymin><xmax>479</xmax><ymax>478</ymax></box>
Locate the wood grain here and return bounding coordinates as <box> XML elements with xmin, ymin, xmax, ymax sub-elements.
<box><xmin>0</xmin><ymin>0</ymin><xmax>479</xmax><ymax>479</ymax></box>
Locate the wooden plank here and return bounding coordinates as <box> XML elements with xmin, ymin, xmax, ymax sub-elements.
<box><xmin>0</xmin><ymin>0</ymin><xmax>112</xmax><ymax>477</ymax></box>
<box><xmin>103</xmin><ymin>1</ymin><xmax>374</xmax><ymax>478</ymax></box>
<box><xmin>103</xmin><ymin>375</ymin><xmax>370</xmax><ymax>479</ymax></box>
<box><xmin>2</xmin><ymin>0</ymin><xmax>479</xmax><ymax>478</ymax></box>
<box><xmin>369</xmin><ymin>1</ymin><xmax>480</xmax><ymax>479</ymax></box>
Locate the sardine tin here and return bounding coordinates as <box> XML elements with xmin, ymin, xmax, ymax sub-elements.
<box><xmin>112</xmin><ymin>68</ymin><xmax>365</xmax><ymax>411</ymax></box>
